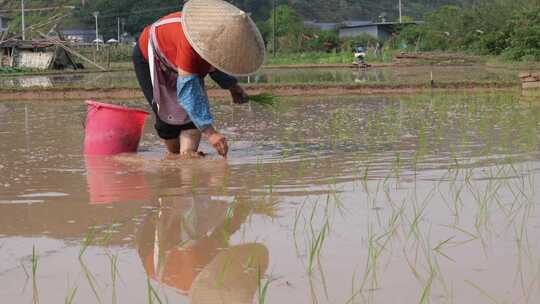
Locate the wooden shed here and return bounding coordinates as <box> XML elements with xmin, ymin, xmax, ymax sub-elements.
<box><xmin>0</xmin><ymin>39</ymin><xmax>78</xmax><ymax>70</ymax></box>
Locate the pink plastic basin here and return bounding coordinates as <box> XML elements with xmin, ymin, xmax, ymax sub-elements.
<box><xmin>84</xmin><ymin>100</ymin><xmax>149</xmax><ymax>155</ymax></box>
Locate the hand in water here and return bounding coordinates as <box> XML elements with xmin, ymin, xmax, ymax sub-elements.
<box><xmin>207</xmin><ymin>131</ymin><xmax>228</xmax><ymax>157</ymax></box>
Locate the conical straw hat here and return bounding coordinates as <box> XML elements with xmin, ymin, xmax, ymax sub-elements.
<box><xmin>182</xmin><ymin>0</ymin><xmax>266</xmax><ymax>76</ymax></box>
<box><xmin>189</xmin><ymin>243</ymin><xmax>269</xmax><ymax>304</ymax></box>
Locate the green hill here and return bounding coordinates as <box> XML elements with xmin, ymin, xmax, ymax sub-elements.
<box><xmin>3</xmin><ymin>0</ymin><xmax>468</xmax><ymax>39</ymax></box>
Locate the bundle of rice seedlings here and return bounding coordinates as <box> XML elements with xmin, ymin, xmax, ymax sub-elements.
<box><xmin>249</xmin><ymin>93</ymin><xmax>280</xmax><ymax>107</ymax></box>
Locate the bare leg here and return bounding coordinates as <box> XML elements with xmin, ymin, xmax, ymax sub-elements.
<box><xmin>180</xmin><ymin>129</ymin><xmax>202</xmax><ymax>154</ymax></box>
<box><xmin>164</xmin><ymin>138</ymin><xmax>180</xmax><ymax>154</ymax></box>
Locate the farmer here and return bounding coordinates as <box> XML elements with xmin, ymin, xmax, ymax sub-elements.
<box><xmin>132</xmin><ymin>0</ymin><xmax>265</xmax><ymax>157</ymax></box>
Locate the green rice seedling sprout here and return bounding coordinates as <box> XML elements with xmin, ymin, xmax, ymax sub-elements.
<box><xmin>352</xmin><ymin>224</ymin><xmax>393</xmax><ymax>301</ymax></box>
<box><xmin>293</xmin><ymin>199</ymin><xmax>308</xmax><ymax>254</ymax></box>
<box><xmin>99</xmin><ymin>223</ymin><xmax>116</xmax><ymax>246</ymax></box>
<box><xmin>249</xmin><ymin>93</ymin><xmax>280</xmax><ymax>107</ymax></box>
<box><xmin>403</xmin><ymin>249</ymin><xmax>423</xmax><ymax>284</ymax></box>
<box><xmin>221</xmin><ymin>206</ymin><xmax>235</xmax><ymax>246</ymax></box>
<box><xmin>79</xmin><ymin>226</ymin><xmax>96</xmax><ymax>258</ymax></box>
<box><xmin>306</xmin><ymin>218</ymin><xmax>329</xmax><ymax>276</ymax></box>
<box><xmin>349</xmin><ymin>269</ymin><xmax>361</xmax><ymax>304</ymax></box>
<box><xmin>32</xmin><ymin>245</ymin><xmax>39</xmax><ymax>304</ymax></box>
<box><xmin>308</xmin><ymin>275</ymin><xmax>320</xmax><ymax>304</ymax></box>
<box><xmin>316</xmin><ymin>253</ymin><xmax>331</xmax><ymax>301</ymax></box>
<box><xmin>109</xmin><ymin>253</ymin><xmax>119</xmax><ymax>304</ymax></box>
<box><xmin>64</xmin><ymin>276</ymin><xmax>78</xmax><ymax>304</ymax></box>
<box><xmin>418</xmin><ymin>270</ymin><xmax>434</xmax><ymax>304</ymax></box>
<box><xmin>464</xmin><ymin>279</ymin><xmax>501</xmax><ymax>304</ymax></box>
<box><xmin>215</xmin><ymin>255</ymin><xmax>233</xmax><ymax>288</ymax></box>
<box><xmin>79</xmin><ymin>259</ymin><xmax>102</xmax><ymax>304</ymax></box>
<box><xmin>146</xmin><ymin>277</ymin><xmax>163</xmax><ymax>304</ymax></box>
<box><xmin>257</xmin><ymin>267</ymin><xmax>272</xmax><ymax>304</ymax></box>
<box><xmin>31</xmin><ymin>245</ymin><xmax>38</xmax><ymax>278</ymax></box>
<box><xmin>432</xmin><ymin>236</ymin><xmax>456</xmax><ymax>262</ymax></box>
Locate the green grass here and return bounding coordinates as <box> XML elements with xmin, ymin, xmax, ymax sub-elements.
<box><xmin>264</xmin><ymin>50</ymin><xmax>399</xmax><ymax>66</ymax></box>
<box><xmin>265</xmin><ymin>51</ymin><xmax>356</xmax><ymax>65</ymax></box>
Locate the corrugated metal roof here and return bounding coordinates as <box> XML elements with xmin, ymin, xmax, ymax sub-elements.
<box><xmin>0</xmin><ymin>39</ymin><xmax>55</xmax><ymax>49</ymax></box>
<box><xmin>340</xmin><ymin>21</ymin><xmax>422</xmax><ymax>29</ymax></box>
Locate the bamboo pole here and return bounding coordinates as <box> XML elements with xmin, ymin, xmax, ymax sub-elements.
<box><xmin>37</xmin><ymin>31</ymin><xmax>107</xmax><ymax>71</ymax></box>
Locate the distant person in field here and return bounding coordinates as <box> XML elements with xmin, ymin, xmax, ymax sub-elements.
<box><xmin>132</xmin><ymin>0</ymin><xmax>265</xmax><ymax>158</ymax></box>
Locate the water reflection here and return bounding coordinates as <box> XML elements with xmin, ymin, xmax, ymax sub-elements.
<box><xmin>1</xmin><ymin>94</ymin><xmax>540</xmax><ymax>303</ymax></box>
<box><xmin>85</xmin><ymin>155</ymin><xmax>149</xmax><ymax>204</ymax></box>
<box><xmin>88</xmin><ymin>152</ymin><xmax>271</xmax><ymax>301</ymax></box>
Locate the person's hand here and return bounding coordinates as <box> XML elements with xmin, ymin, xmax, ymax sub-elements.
<box><xmin>229</xmin><ymin>84</ymin><xmax>249</xmax><ymax>104</ymax></box>
<box><xmin>204</xmin><ymin>127</ymin><xmax>228</xmax><ymax>157</ymax></box>
<box><xmin>208</xmin><ymin>132</ymin><xmax>228</xmax><ymax>157</ymax></box>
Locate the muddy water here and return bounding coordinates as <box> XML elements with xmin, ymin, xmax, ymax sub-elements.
<box><xmin>0</xmin><ymin>65</ymin><xmax>519</xmax><ymax>89</ymax></box>
<box><xmin>1</xmin><ymin>93</ymin><xmax>540</xmax><ymax>303</ymax></box>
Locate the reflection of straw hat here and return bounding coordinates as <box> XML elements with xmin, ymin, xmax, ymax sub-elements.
<box><xmin>183</xmin><ymin>0</ymin><xmax>266</xmax><ymax>76</ymax></box>
<box><xmin>190</xmin><ymin>243</ymin><xmax>269</xmax><ymax>304</ymax></box>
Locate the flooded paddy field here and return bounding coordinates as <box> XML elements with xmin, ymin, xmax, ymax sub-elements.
<box><xmin>0</xmin><ymin>65</ymin><xmax>519</xmax><ymax>90</ymax></box>
<box><xmin>1</xmin><ymin>92</ymin><xmax>540</xmax><ymax>303</ymax></box>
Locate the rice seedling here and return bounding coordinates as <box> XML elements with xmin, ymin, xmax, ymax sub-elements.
<box><xmin>215</xmin><ymin>255</ymin><xmax>233</xmax><ymax>288</ymax></box>
<box><xmin>464</xmin><ymin>279</ymin><xmax>501</xmax><ymax>304</ymax></box>
<box><xmin>418</xmin><ymin>270</ymin><xmax>435</xmax><ymax>304</ymax></box>
<box><xmin>79</xmin><ymin>226</ymin><xmax>96</xmax><ymax>258</ymax></box>
<box><xmin>146</xmin><ymin>277</ymin><xmax>164</xmax><ymax>304</ymax></box>
<box><xmin>349</xmin><ymin>269</ymin><xmax>362</xmax><ymax>304</ymax></box>
<box><xmin>293</xmin><ymin>198</ymin><xmax>309</xmax><ymax>254</ymax></box>
<box><xmin>99</xmin><ymin>223</ymin><xmax>116</xmax><ymax>246</ymax></box>
<box><xmin>79</xmin><ymin>259</ymin><xmax>102</xmax><ymax>304</ymax></box>
<box><xmin>221</xmin><ymin>206</ymin><xmax>235</xmax><ymax>246</ymax></box>
<box><xmin>31</xmin><ymin>246</ymin><xmax>39</xmax><ymax>304</ymax></box>
<box><xmin>316</xmin><ymin>254</ymin><xmax>331</xmax><ymax>302</ymax></box>
<box><xmin>64</xmin><ymin>276</ymin><xmax>78</xmax><ymax>304</ymax></box>
<box><xmin>305</xmin><ymin>206</ymin><xmax>330</xmax><ymax>276</ymax></box>
<box><xmin>250</xmin><ymin>93</ymin><xmax>280</xmax><ymax>107</ymax></box>
<box><xmin>257</xmin><ymin>267</ymin><xmax>272</xmax><ymax>304</ymax></box>
<box><xmin>432</xmin><ymin>236</ymin><xmax>456</xmax><ymax>262</ymax></box>
<box><xmin>31</xmin><ymin>246</ymin><xmax>38</xmax><ymax>279</ymax></box>
<box><xmin>109</xmin><ymin>253</ymin><xmax>119</xmax><ymax>304</ymax></box>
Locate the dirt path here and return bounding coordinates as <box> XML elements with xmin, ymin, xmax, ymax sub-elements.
<box><xmin>0</xmin><ymin>82</ymin><xmax>519</xmax><ymax>102</ymax></box>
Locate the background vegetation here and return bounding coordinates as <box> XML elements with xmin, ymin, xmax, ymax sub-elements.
<box><xmin>2</xmin><ymin>0</ymin><xmax>540</xmax><ymax>62</ymax></box>
<box><xmin>398</xmin><ymin>0</ymin><xmax>540</xmax><ymax>61</ymax></box>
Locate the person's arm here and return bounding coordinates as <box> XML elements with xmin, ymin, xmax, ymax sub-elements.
<box><xmin>176</xmin><ymin>74</ymin><xmax>228</xmax><ymax>157</ymax></box>
<box><xmin>209</xmin><ymin>69</ymin><xmax>237</xmax><ymax>89</ymax></box>
<box><xmin>209</xmin><ymin>69</ymin><xmax>249</xmax><ymax>104</ymax></box>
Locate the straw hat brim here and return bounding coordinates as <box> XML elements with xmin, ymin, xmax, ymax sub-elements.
<box><xmin>189</xmin><ymin>243</ymin><xmax>269</xmax><ymax>304</ymax></box>
<box><xmin>182</xmin><ymin>0</ymin><xmax>266</xmax><ymax>76</ymax></box>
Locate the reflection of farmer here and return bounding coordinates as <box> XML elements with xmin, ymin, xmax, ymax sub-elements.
<box><xmin>136</xmin><ymin>191</ymin><xmax>268</xmax><ymax>302</ymax></box>
<box><xmin>132</xmin><ymin>0</ymin><xmax>265</xmax><ymax>157</ymax></box>
<box><xmin>134</xmin><ymin>160</ymin><xmax>272</xmax><ymax>301</ymax></box>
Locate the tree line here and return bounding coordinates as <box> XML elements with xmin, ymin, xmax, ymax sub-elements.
<box><xmin>399</xmin><ymin>0</ymin><xmax>540</xmax><ymax>61</ymax></box>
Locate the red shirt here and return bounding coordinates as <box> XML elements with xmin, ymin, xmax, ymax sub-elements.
<box><xmin>139</xmin><ymin>12</ymin><xmax>211</xmax><ymax>76</ymax></box>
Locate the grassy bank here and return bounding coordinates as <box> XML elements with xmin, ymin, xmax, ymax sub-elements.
<box><xmin>0</xmin><ymin>50</ymin><xmax>399</xmax><ymax>77</ymax></box>
<box><xmin>264</xmin><ymin>50</ymin><xmax>398</xmax><ymax>65</ymax></box>
<box><xmin>0</xmin><ymin>51</ymin><xmax>536</xmax><ymax>81</ymax></box>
